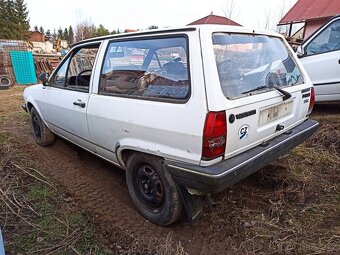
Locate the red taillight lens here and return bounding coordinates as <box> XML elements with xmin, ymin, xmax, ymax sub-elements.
<box><xmin>307</xmin><ymin>87</ymin><xmax>315</xmax><ymax>115</ymax></box>
<box><xmin>202</xmin><ymin>111</ymin><xmax>227</xmax><ymax>160</ymax></box>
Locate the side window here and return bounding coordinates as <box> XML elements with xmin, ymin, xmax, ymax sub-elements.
<box><xmin>306</xmin><ymin>20</ymin><xmax>340</xmax><ymax>56</ymax></box>
<box><xmin>50</xmin><ymin>58</ymin><xmax>70</xmax><ymax>87</ymax></box>
<box><xmin>50</xmin><ymin>44</ymin><xmax>100</xmax><ymax>92</ymax></box>
<box><xmin>100</xmin><ymin>37</ymin><xmax>190</xmax><ymax>102</ymax></box>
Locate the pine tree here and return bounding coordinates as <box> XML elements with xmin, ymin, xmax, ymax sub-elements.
<box><xmin>0</xmin><ymin>0</ymin><xmax>6</xmax><ymax>38</ymax></box>
<box><xmin>0</xmin><ymin>0</ymin><xmax>16</xmax><ymax>39</ymax></box>
<box><xmin>46</xmin><ymin>29</ymin><xmax>51</xmax><ymax>37</ymax></box>
<box><xmin>63</xmin><ymin>27</ymin><xmax>69</xmax><ymax>42</ymax></box>
<box><xmin>34</xmin><ymin>25</ymin><xmax>38</xmax><ymax>31</ymax></box>
<box><xmin>13</xmin><ymin>0</ymin><xmax>30</xmax><ymax>39</ymax></box>
<box><xmin>57</xmin><ymin>27</ymin><xmax>63</xmax><ymax>39</ymax></box>
<box><xmin>39</xmin><ymin>26</ymin><xmax>44</xmax><ymax>34</ymax></box>
<box><xmin>68</xmin><ymin>25</ymin><xmax>74</xmax><ymax>45</ymax></box>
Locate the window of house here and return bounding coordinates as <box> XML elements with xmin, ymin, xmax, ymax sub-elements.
<box><xmin>100</xmin><ymin>37</ymin><xmax>190</xmax><ymax>102</ymax></box>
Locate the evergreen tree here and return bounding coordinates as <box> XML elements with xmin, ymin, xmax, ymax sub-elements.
<box><xmin>63</xmin><ymin>27</ymin><xmax>69</xmax><ymax>42</ymax></box>
<box><xmin>34</xmin><ymin>25</ymin><xmax>38</xmax><ymax>31</ymax></box>
<box><xmin>39</xmin><ymin>26</ymin><xmax>44</xmax><ymax>34</ymax></box>
<box><xmin>0</xmin><ymin>0</ymin><xmax>16</xmax><ymax>39</ymax></box>
<box><xmin>68</xmin><ymin>25</ymin><xmax>74</xmax><ymax>44</ymax></box>
<box><xmin>57</xmin><ymin>27</ymin><xmax>63</xmax><ymax>39</ymax></box>
<box><xmin>13</xmin><ymin>0</ymin><xmax>30</xmax><ymax>39</ymax></box>
<box><xmin>0</xmin><ymin>0</ymin><xmax>6</xmax><ymax>38</ymax></box>
<box><xmin>52</xmin><ymin>28</ymin><xmax>57</xmax><ymax>39</ymax></box>
<box><xmin>95</xmin><ymin>24</ymin><xmax>109</xmax><ymax>37</ymax></box>
<box><xmin>46</xmin><ymin>29</ymin><xmax>51</xmax><ymax>37</ymax></box>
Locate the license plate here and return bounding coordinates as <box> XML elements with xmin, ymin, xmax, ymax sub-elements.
<box><xmin>259</xmin><ymin>100</ymin><xmax>293</xmax><ymax>126</ymax></box>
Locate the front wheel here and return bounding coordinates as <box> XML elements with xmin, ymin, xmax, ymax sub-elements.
<box><xmin>30</xmin><ymin>107</ymin><xmax>55</xmax><ymax>147</ymax></box>
<box><xmin>126</xmin><ymin>153</ymin><xmax>183</xmax><ymax>226</ymax></box>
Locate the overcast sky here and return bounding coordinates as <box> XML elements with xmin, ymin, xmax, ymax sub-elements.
<box><xmin>26</xmin><ymin>0</ymin><xmax>297</xmax><ymax>32</ymax></box>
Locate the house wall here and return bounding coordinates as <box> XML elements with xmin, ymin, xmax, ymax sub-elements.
<box><xmin>304</xmin><ymin>18</ymin><xmax>328</xmax><ymax>39</ymax></box>
<box><xmin>32</xmin><ymin>41</ymin><xmax>54</xmax><ymax>53</ymax></box>
<box><xmin>28</xmin><ymin>32</ymin><xmax>45</xmax><ymax>43</ymax></box>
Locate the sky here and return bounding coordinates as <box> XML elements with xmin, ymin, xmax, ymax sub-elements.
<box><xmin>25</xmin><ymin>0</ymin><xmax>298</xmax><ymax>32</ymax></box>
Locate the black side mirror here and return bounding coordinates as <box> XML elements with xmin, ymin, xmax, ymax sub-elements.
<box><xmin>38</xmin><ymin>72</ymin><xmax>49</xmax><ymax>86</ymax></box>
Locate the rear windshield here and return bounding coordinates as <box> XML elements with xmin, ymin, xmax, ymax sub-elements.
<box><xmin>212</xmin><ymin>33</ymin><xmax>304</xmax><ymax>99</ymax></box>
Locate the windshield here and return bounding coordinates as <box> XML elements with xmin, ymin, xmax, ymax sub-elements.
<box><xmin>212</xmin><ymin>33</ymin><xmax>304</xmax><ymax>99</ymax></box>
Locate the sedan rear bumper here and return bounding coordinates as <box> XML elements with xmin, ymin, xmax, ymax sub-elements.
<box><xmin>166</xmin><ymin>119</ymin><xmax>319</xmax><ymax>194</ymax></box>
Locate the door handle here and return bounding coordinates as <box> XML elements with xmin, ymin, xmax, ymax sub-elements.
<box><xmin>73</xmin><ymin>101</ymin><xmax>86</xmax><ymax>108</ymax></box>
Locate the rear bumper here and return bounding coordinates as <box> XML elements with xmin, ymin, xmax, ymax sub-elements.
<box><xmin>166</xmin><ymin>119</ymin><xmax>319</xmax><ymax>194</ymax></box>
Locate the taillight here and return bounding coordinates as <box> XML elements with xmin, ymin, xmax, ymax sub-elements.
<box><xmin>307</xmin><ymin>87</ymin><xmax>315</xmax><ymax>115</ymax></box>
<box><xmin>202</xmin><ymin>111</ymin><xmax>227</xmax><ymax>160</ymax></box>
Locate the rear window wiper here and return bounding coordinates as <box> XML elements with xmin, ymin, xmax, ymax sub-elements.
<box><xmin>242</xmin><ymin>85</ymin><xmax>292</xmax><ymax>101</ymax></box>
<box><xmin>242</xmin><ymin>86</ymin><xmax>268</xmax><ymax>95</ymax></box>
<box><xmin>273</xmin><ymin>86</ymin><xmax>292</xmax><ymax>101</ymax></box>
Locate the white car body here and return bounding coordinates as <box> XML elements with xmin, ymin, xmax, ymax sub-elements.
<box><xmin>23</xmin><ymin>25</ymin><xmax>319</xmax><ymax>224</ymax></box>
<box><xmin>297</xmin><ymin>15</ymin><xmax>340</xmax><ymax>102</ymax></box>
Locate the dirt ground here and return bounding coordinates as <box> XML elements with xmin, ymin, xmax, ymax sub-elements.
<box><xmin>1</xmin><ymin>86</ymin><xmax>339</xmax><ymax>254</ymax></box>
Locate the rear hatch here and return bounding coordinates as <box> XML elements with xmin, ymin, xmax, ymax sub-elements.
<box><xmin>200</xmin><ymin>28</ymin><xmax>312</xmax><ymax>161</ymax></box>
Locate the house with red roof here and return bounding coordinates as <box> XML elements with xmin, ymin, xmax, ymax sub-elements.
<box><xmin>188</xmin><ymin>13</ymin><xmax>241</xmax><ymax>26</ymax></box>
<box><xmin>278</xmin><ymin>0</ymin><xmax>340</xmax><ymax>40</ymax></box>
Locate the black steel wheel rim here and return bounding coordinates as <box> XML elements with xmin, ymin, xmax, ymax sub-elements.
<box><xmin>32</xmin><ymin>113</ymin><xmax>42</xmax><ymax>139</ymax></box>
<box><xmin>133</xmin><ymin>163</ymin><xmax>165</xmax><ymax>213</ymax></box>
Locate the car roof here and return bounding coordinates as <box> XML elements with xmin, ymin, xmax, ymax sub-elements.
<box><xmin>71</xmin><ymin>25</ymin><xmax>282</xmax><ymax>48</ymax></box>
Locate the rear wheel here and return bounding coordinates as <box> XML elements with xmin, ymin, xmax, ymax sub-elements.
<box><xmin>30</xmin><ymin>107</ymin><xmax>55</xmax><ymax>147</ymax></box>
<box><xmin>126</xmin><ymin>153</ymin><xmax>183</xmax><ymax>226</ymax></box>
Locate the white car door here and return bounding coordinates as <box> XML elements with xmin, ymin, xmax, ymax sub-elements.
<box><xmin>41</xmin><ymin>43</ymin><xmax>101</xmax><ymax>151</ymax></box>
<box><xmin>300</xmin><ymin>17</ymin><xmax>340</xmax><ymax>102</ymax></box>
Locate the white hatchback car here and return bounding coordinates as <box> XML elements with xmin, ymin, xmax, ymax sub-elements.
<box><xmin>297</xmin><ymin>15</ymin><xmax>340</xmax><ymax>102</ymax></box>
<box><xmin>23</xmin><ymin>25</ymin><xmax>319</xmax><ymax>225</ymax></box>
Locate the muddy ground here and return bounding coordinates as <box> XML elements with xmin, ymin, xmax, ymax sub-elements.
<box><xmin>1</xmin><ymin>86</ymin><xmax>339</xmax><ymax>254</ymax></box>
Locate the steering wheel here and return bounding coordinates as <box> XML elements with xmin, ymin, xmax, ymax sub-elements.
<box><xmin>76</xmin><ymin>69</ymin><xmax>92</xmax><ymax>86</ymax></box>
<box><xmin>217</xmin><ymin>60</ymin><xmax>233</xmax><ymax>80</ymax></box>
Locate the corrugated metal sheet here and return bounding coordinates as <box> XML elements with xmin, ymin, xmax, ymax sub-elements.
<box><xmin>187</xmin><ymin>14</ymin><xmax>241</xmax><ymax>26</ymax></box>
<box><xmin>279</xmin><ymin>0</ymin><xmax>340</xmax><ymax>24</ymax></box>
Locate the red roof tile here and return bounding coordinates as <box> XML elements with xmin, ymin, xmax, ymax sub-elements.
<box><xmin>187</xmin><ymin>14</ymin><xmax>241</xmax><ymax>26</ymax></box>
<box><xmin>279</xmin><ymin>0</ymin><xmax>340</xmax><ymax>24</ymax></box>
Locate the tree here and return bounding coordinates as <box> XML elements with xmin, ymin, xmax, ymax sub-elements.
<box><xmin>46</xmin><ymin>29</ymin><xmax>51</xmax><ymax>37</ymax></box>
<box><xmin>74</xmin><ymin>20</ymin><xmax>96</xmax><ymax>42</ymax></box>
<box><xmin>222</xmin><ymin>0</ymin><xmax>239</xmax><ymax>24</ymax></box>
<box><xmin>68</xmin><ymin>25</ymin><xmax>74</xmax><ymax>45</ymax></box>
<box><xmin>39</xmin><ymin>26</ymin><xmax>44</xmax><ymax>34</ymax></box>
<box><xmin>34</xmin><ymin>25</ymin><xmax>38</xmax><ymax>31</ymax></box>
<box><xmin>63</xmin><ymin>27</ymin><xmax>69</xmax><ymax>41</ymax></box>
<box><xmin>148</xmin><ymin>25</ymin><xmax>158</xmax><ymax>30</ymax></box>
<box><xmin>0</xmin><ymin>0</ymin><xmax>16</xmax><ymax>39</ymax></box>
<box><xmin>0</xmin><ymin>0</ymin><xmax>30</xmax><ymax>39</ymax></box>
<box><xmin>95</xmin><ymin>24</ymin><xmax>109</xmax><ymax>37</ymax></box>
<box><xmin>57</xmin><ymin>27</ymin><xmax>63</xmax><ymax>39</ymax></box>
<box><xmin>13</xmin><ymin>0</ymin><xmax>30</xmax><ymax>39</ymax></box>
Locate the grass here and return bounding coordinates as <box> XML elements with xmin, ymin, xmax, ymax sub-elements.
<box><xmin>0</xmin><ymin>87</ymin><xmax>113</xmax><ymax>254</ymax></box>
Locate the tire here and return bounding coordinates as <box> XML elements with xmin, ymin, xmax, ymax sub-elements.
<box><xmin>126</xmin><ymin>153</ymin><xmax>183</xmax><ymax>226</ymax></box>
<box><xmin>0</xmin><ymin>75</ymin><xmax>12</xmax><ymax>90</ymax></box>
<box><xmin>30</xmin><ymin>107</ymin><xmax>55</xmax><ymax>147</ymax></box>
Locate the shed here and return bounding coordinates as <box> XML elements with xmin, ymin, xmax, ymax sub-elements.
<box><xmin>188</xmin><ymin>13</ymin><xmax>241</xmax><ymax>26</ymax></box>
<box><xmin>278</xmin><ymin>0</ymin><xmax>340</xmax><ymax>39</ymax></box>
